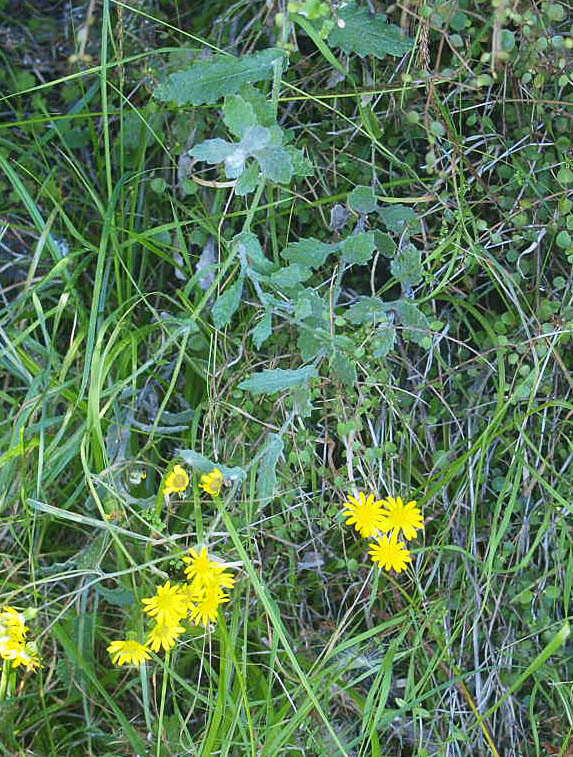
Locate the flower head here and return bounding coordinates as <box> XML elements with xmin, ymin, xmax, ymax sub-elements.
<box><xmin>0</xmin><ymin>607</ymin><xmax>41</xmax><ymax>671</ymax></box>
<box><xmin>180</xmin><ymin>582</ymin><xmax>202</xmax><ymax>610</ymax></box>
<box><xmin>107</xmin><ymin>639</ymin><xmax>151</xmax><ymax>666</ymax></box>
<box><xmin>342</xmin><ymin>491</ymin><xmax>387</xmax><ymax>538</ymax></box>
<box><xmin>183</xmin><ymin>547</ymin><xmax>235</xmax><ymax>593</ymax></box>
<box><xmin>0</xmin><ymin>607</ymin><xmax>27</xmax><ymax>644</ymax></box>
<box><xmin>8</xmin><ymin>643</ymin><xmax>41</xmax><ymax>671</ymax></box>
<box><xmin>190</xmin><ymin>588</ymin><xmax>229</xmax><ymax>628</ymax></box>
<box><xmin>142</xmin><ymin>581</ymin><xmax>188</xmax><ymax>625</ymax></box>
<box><xmin>380</xmin><ymin>497</ymin><xmax>423</xmax><ymax>541</ymax></box>
<box><xmin>199</xmin><ymin>468</ymin><xmax>224</xmax><ymax>496</ymax></box>
<box><xmin>368</xmin><ymin>533</ymin><xmax>412</xmax><ymax>573</ymax></box>
<box><xmin>147</xmin><ymin>621</ymin><xmax>185</xmax><ymax>653</ymax></box>
<box><xmin>163</xmin><ymin>464</ymin><xmax>189</xmax><ymax>496</ymax></box>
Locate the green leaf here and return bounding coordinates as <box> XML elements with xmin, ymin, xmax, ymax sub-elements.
<box><xmin>238</xmin><ymin>85</ymin><xmax>276</xmax><ymax>126</ymax></box>
<box><xmin>330</xmin><ymin>351</ymin><xmax>357</xmax><ymax>386</ymax></box>
<box><xmin>281</xmin><ymin>237</ymin><xmax>338</xmax><ymax>268</ymax></box>
<box><xmin>374</xmin><ymin>230</ymin><xmax>396</xmax><ymax>257</ymax></box>
<box><xmin>348</xmin><ymin>185</ymin><xmax>378</xmax><ymax>213</ymax></box>
<box><xmin>390</xmin><ymin>244</ymin><xmax>423</xmax><ymax>289</ymax></box>
<box><xmin>392</xmin><ymin>299</ymin><xmax>430</xmax><ymax>347</ymax></box>
<box><xmin>379</xmin><ymin>204</ymin><xmax>420</xmax><ymax>234</ymax></box>
<box><xmin>346</xmin><ymin>296</ymin><xmax>389</xmax><ymax>325</ymax></box>
<box><xmin>95</xmin><ymin>584</ymin><xmax>135</xmax><ymax>608</ymax></box>
<box><xmin>234</xmin><ymin>161</ymin><xmax>260</xmax><ymax>196</ymax></box>
<box><xmin>291</xmin><ymin>382</ymin><xmax>313</xmax><ymax>417</ymax></box>
<box><xmin>257</xmin><ymin>433</ymin><xmax>284</xmax><ymax>507</ymax></box>
<box><xmin>298</xmin><ymin>326</ymin><xmax>331</xmax><ymax>361</ymax></box>
<box><xmin>372</xmin><ymin>325</ymin><xmax>396</xmax><ymax>357</ymax></box>
<box><xmin>223</xmin><ymin>94</ymin><xmax>257</xmax><ymax>138</ymax></box>
<box><xmin>191</xmin><ymin>124</ymin><xmax>295</xmax><ymax>184</ymax></box>
<box><xmin>252</xmin><ymin>309</ymin><xmax>272</xmax><ymax>349</ymax></box>
<box><xmin>270</xmin><ymin>263</ymin><xmax>313</xmax><ymax>289</ymax></box>
<box><xmin>256</xmin><ymin>142</ymin><xmax>294</xmax><ymax>183</ymax></box>
<box><xmin>294</xmin><ymin>288</ymin><xmax>328</xmax><ymax>322</ymax></box>
<box><xmin>238</xmin><ymin>365</ymin><xmax>318</xmax><ymax>395</ymax></box>
<box><xmin>154</xmin><ymin>48</ymin><xmax>286</xmax><ymax>106</ymax></box>
<box><xmin>212</xmin><ymin>275</ymin><xmax>244</xmax><ymax>329</ymax></box>
<box><xmin>234</xmin><ymin>231</ymin><xmax>275</xmax><ymax>275</ymax></box>
<box><xmin>328</xmin><ymin>4</ymin><xmax>413</xmax><ymax>59</ymax></box>
<box><xmin>287</xmin><ymin>146</ymin><xmax>314</xmax><ymax>177</ymax></box>
<box><xmin>341</xmin><ymin>231</ymin><xmax>376</xmax><ymax>264</ymax></box>
<box><xmin>176</xmin><ymin>449</ymin><xmax>246</xmax><ymax>482</ymax></box>
<box><xmin>189</xmin><ymin>138</ymin><xmax>237</xmax><ymax>165</ymax></box>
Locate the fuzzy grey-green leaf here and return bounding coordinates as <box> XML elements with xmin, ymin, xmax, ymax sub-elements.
<box><xmin>346</xmin><ymin>296</ymin><xmax>389</xmax><ymax>325</ymax></box>
<box><xmin>348</xmin><ymin>185</ymin><xmax>378</xmax><ymax>214</ymax></box>
<box><xmin>391</xmin><ymin>244</ymin><xmax>423</xmax><ymax>289</ymax></box>
<box><xmin>212</xmin><ymin>276</ymin><xmax>244</xmax><ymax>329</ymax></box>
<box><xmin>281</xmin><ymin>237</ymin><xmax>338</xmax><ymax>268</ymax></box>
<box><xmin>189</xmin><ymin>138</ymin><xmax>237</xmax><ymax>165</ymax></box>
<box><xmin>223</xmin><ymin>94</ymin><xmax>257</xmax><ymax>138</ymax></box>
<box><xmin>257</xmin><ymin>433</ymin><xmax>284</xmax><ymax>507</ymax></box>
<box><xmin>252</xmin><ymin>309</ymin><xmax>272</xmax><ymax>349</ymax></box>
<box><xmin>238</xmin><ymin>365</ymin><xmax>318</xmax><ymax>395</ymax></box>
<box><xmin>379</xmin><ymin>204</ymin><xmax>420</xmax><ymax>234</ymax></box>
<box><xmin>154</xmin><ymin>49</ymin><xmax>286</xmax><ymax>106</ymax></box>
<box><xmin>392</xmin><ymin>299</ymin><xmax>430</xmax><ymax>347</ymax></box>
<box><xmin>330</xmin><ymin>351</ymin><xmax>357</xmax><ymax>387</ymax></box>
<box><xmin>271</xmin><ymin>263</ymin><xmax>312</xmax><ymax>290</ymax></box>
<box><xmin>341</xmin><ymin>231</ymin><xmax>376</xmax><ymax>264</ymax></box>
<box><xmin>328</xmin><ymin>5</ymin><xmax>413</xmax><ymax>59</ymax></box>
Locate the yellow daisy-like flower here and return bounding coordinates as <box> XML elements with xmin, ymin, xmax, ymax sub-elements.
<box><xmin>163</xmin><ymin>464</ymin><xmax>189</xmax><ymax>495</ymax></box>
<box><xmin>380</xmin><ymin>496</ymin><xmax>423</xmax><ymax>541</ymax></box>
<box><xmin>342</xmin><ymin>491</ymin><xmax>387</xmax><ymax>538</ymax></box>
<box><xmin>142</xmin><ymin>581</ymin><xmax>188</xmax><ymax>625</ymax></box>
<box><xmin>190</xmin><ymin>589</ymin><xmax>229</xmax><ymax>628</ymax></box>
<box><xmin>107</xmin><ymin>639</ymin><xmax>151</xmax><ymax>666</ymax></box>
<box><xmin>179</xmin><ymin>582</ymin><xmax>202</xmax><ymax>611</ymax></box>
<box><xmin>368</xmin><ymin>533</ymin><xmax>412</xmax><ymax>573</ymax></box>
<box><xmin>147</xmin><ymin>621</ymin><xmax>185</xmax><ymax>653</ymax></box>
<box><xmin>183</xmin><ymin>547</ymin><xmax>212</xmax><ymax>583</ymax></box>
<box><xmin>0</xmin><ymin>607</ymin><xmax>27</xmax><ymax>642</ymax></box>
<box><xmin>201</xmin><ymin>566</ymin><xmax>236</xmax><ymax>593</ymax></box>
<box><xmin>8</xmin><ymin>643</ymin><xmax>41</xmax><ymax>671</ymax></box>
<box><xmin>0</xmin><ymin>606</ymin><xmax>41</xmax><ymax>672</ymax></box>
<box><xmin>183</xmin><ymin>547</ymin><xmax>236</xmax><ymax>593</ymax></box>
<box><xmin>199</xmin><ymin>468</ymin><xmax>224</xmax><ymax>496</ymax></box>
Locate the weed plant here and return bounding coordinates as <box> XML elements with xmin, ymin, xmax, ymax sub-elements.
<box><xmin>0</xmin><ymin>0</ymin><xmax>572</xmax><ymax>754</ymax></box>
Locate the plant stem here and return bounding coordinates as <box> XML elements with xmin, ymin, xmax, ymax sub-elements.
<box><xmin>156</xmin><ymin>650</ymin><xmax>170</xmax><ymax>756</ymax></box>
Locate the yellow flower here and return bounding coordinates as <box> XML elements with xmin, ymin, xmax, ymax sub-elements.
<box><xmin>183</xmin><ymin>547</ymin><xmax>235</xmax><ymax>593</ymax></box>
<box><xmin>199</xmin><ymin>468</ymin><xmax>224</xmax><ymax>496</ymax></box>
<box><xmin>0</xmin><ymin>607</ymin><xmax>41</xmax><ymax>672</ymax></box>
<box><xmin>190</xmin><ymin>588</ymin><xmax>229</xmax><ymax>628</ymax></box>
<box><xmin>380</xmin><ymin>496</ymin><xmax>423</xmax><ymax>541</ymax></box>
<box><xmin>0</xmin><ymin>607</ymin><xmax>27</xmax><ymax>643</ymax></box>
<box><xmin>142</xmin><ymin>581</ymin><xmax>188</xmax><ymax>625</ymax></box>
<box><xmin>180</xmin><ymin>582</ymin><xmax>202</xmax><ymax>611</ymax></box>
<box><xmin>342</xmin><ymin>491</ymin><xmax>387</xmax><ymax>538</ymax></box>
<box><xmin>368</xmin><ymin>533</ymin><xmax>412</xmax><ymax>573</ymax></box>
<box><xmin>183</xmin><ymin>547</ymin><xmax>212</xmax><ymax>583</ymax></box>
<box><xmin>8</xmin><ymin>643</ymin><xmax>41</xmax><ymax>671</ymax></box>
<box><xmin>163</xmin><ymin>464</ymin><xmax>189</xmax><ymax>495</ymax></box>
<box><xmin>107</xmin><ymin>639</ymin><xmax>151</xmax><ymax>666</ymax></box>
<box><xmin>147</xmin><ymin>621</ymin><xmax>185</xmax><ymax>653</ymax></box>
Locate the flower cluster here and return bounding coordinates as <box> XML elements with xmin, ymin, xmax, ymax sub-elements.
<box><xmin>342</xmin><ymin>492</ymin><xmax>423</xmax><ymax>573</ymax></box>
<box><xmin>107</xmin><ymin>547</ymin><xmax>236</xmax><ymax>666</ymax></box>
<box><xmin>0</xmin><ymin>606</ymin><xmax>40</xmax><ymax>672</ymax></box>
<box><xmin>162</xmin><ymin>464</ymin><xmax>224</xmax><ymax>498</ymax></box>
